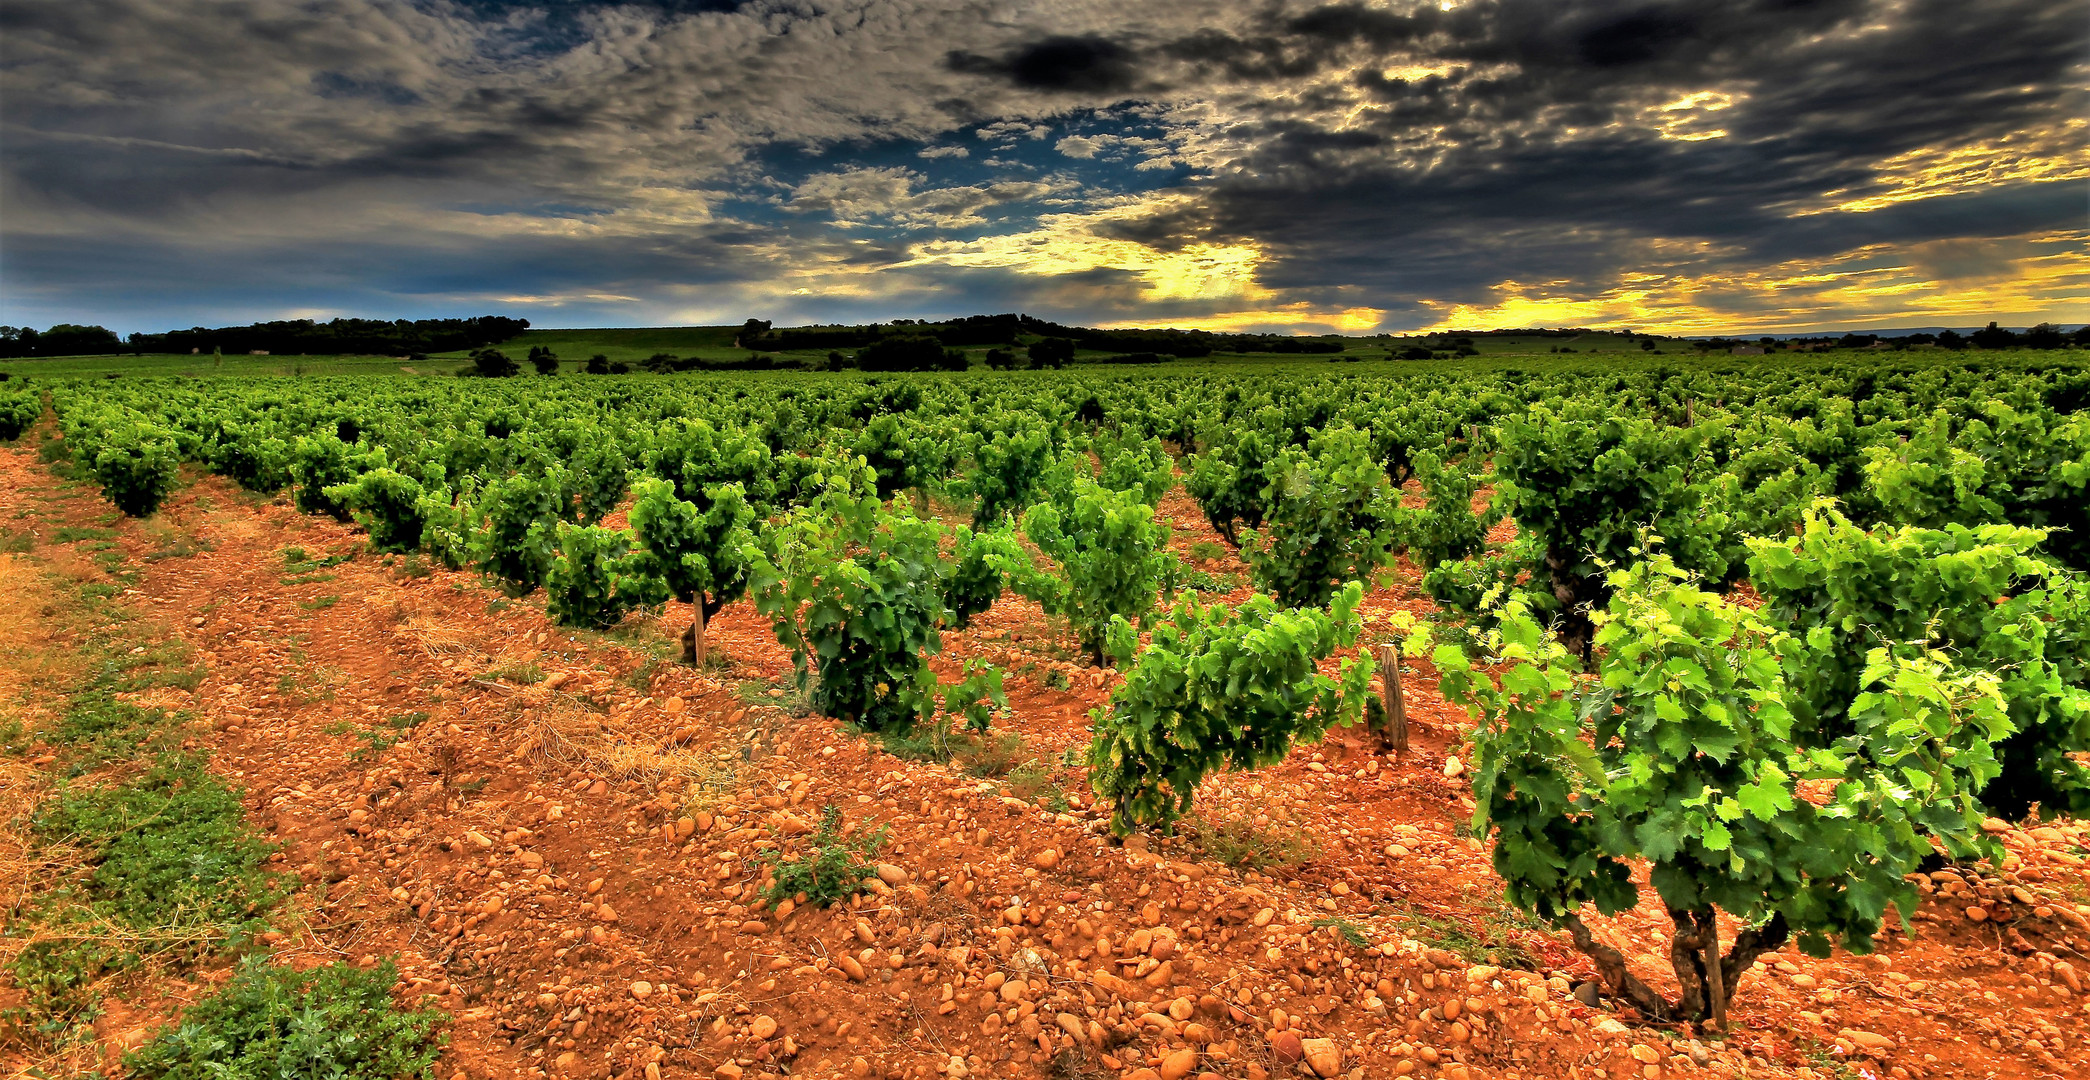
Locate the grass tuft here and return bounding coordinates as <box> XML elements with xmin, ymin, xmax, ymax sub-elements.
<box><xmin>123</xmin><ymin>955</ymin><xmax>446</xmax><ymax>1079</ymax></box>
<box><xmin>1177</xmin><ymin>813</ymin><xmax>1321</xmax><ymax>872</ymax></box>
<box><xmin>758</xmin><ymin>805</ymin><xmax>888</xmax><ymax>909</ymax></box>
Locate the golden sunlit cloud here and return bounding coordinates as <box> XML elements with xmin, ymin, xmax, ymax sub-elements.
<box><xmin>1647</xmin><ymin>90</ymin><xmax>1737</xmax><ymax>142</ymax></box>
<box><xmin>1808</xmin><ymin>119</ymin><xmax>2090</xmax><ymax>214</ymax></box>
<box><xmin>902</xmin><ymin>195</ymin><xmax>1267</xmax><ymax>302</ymax></box>
<box><xmin>896</xmin><ymin>195</ymin><xmax>1388</xmax><ymax>331</ymax></box>
<box><xmin>1097</xmin><ymin>304</ymin><xmax>1389</xmax><ymax>333</ymax></box>
<box><xmin>1416</xmin><ymin>229</ymin><xmax>2090</xmax><ymax>335</ymax></box>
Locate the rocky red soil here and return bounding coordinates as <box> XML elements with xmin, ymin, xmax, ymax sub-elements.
<box><xmin>1</xmin><ymin>446</ymin><xmax>2084</xmax><ymax>1080</ymax></box>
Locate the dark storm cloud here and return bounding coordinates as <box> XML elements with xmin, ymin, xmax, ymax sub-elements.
<box><xmin>947</xmin><ymin>35</ymin><xmax>1144</xmax><ymax>95</ymax></box>
<box><xmin>1104</xmin><ymin>0</ymin><xmax>2088</xmax><ymax>309</ymax></box>
<box><xmin>0</xmin><ymin>0</ymin><xmax>2082</xmax><ymax>332</ymax></box>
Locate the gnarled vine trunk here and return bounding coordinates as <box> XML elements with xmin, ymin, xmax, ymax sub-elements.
<box><xmin>1562</xmin><ymin>909</ymin><xmax>1789</xmax><ymax>1028</ymax></box>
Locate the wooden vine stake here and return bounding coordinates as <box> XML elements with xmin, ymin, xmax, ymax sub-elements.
<box><xmin>1705</xmin><ymin>914</ymin><xmax>1727</xmax><ymax>1031</ymax></box>
<box><xmin>1375</xmin><ymin>643</ymin><xmax>1409</xmax><ymax>756</ymax></box>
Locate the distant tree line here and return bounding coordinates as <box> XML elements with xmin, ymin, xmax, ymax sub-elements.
<box><xmin>0</xmin><ymin>324</ymin><xmax>125</xmax><ymax>358</ymax></box>
<box><xmin>736</xmin><ymin>312</ymin><xmax>1346</xmax><ymax>359</ymax></box>
<box><xmin>1690</xmin><ymin>323</ymin><xmax>2086</xmax><ymax>353</ymax></box>
<box><xmin>130</xmin><ymin>316</ymin><xmax>530</xmax><ymax>357</ymax></box>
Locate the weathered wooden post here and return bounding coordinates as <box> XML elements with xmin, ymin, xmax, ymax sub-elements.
<box><xmin>1375</xmin><ymin>643</ymin><xmax>1408</xmax><ymax>756</ymax></box>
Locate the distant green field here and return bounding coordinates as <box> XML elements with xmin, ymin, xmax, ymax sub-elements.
<box><xmin>0</xmin><ymin>325</ymin><xmax>1722</xmax><ymax>380</ymax></box>
<box><xmin>0</xmin><ymin>352</ymin><xmax>469</xmax><ymax>378</ymax></box>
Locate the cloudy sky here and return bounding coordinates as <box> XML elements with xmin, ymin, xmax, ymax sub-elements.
<box><xmin>2</xmin><ymin>0</ymin><xmax>2084</xmax><ymax>336</ymax></box>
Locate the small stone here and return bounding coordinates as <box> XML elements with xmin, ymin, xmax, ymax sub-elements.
<box><xmin>875</xmin><ymin>863</ymin><xmax>909</xmax><ymax>886</ymax></box>
<box><xmin>1840</xmin><ymin>1029</ymin><xmax>1893</xmax><ymax>1053</ymax></box>
<box><xmin>1442</xmin><ymin>755</ymin><xmax>1465</xmax><ymax>779</ymax></box>
<box><xmin>675</xmin><ymin>817</ymin><xmax>696</xmax><ymax>839</ymax></box>
<box><xmin>1160</xmin><ymin>1048</ymin><xmax>1198</xmax><ymax>1080</ymax></box>
<box><xmin>1965</xmin><ymin>905</ymin><xmax>1990</xmax><ymax>923</ymax></box>
<box><xmin>1573</xmin><ymin>982</ymin><xmax>1602</xmax><ymax>1007</ymax></box>
<box><xmin>1270</xmin><ymin>1029</ymin><xmax>1304</xmax><ymax>1063</ymax></box>
<box><xmin>1056</xmin><ymin>1012</ymin><xmax>1086</xmax><ymax>1040</ymax></box>
<box><xmin>1629</xmin><ymin>1044</ymin><xmax>1661</xmax><ymax>1064</ymax></box>
<box><xmin>751</xmin><ymin>1014</ymin><xmax>778</xmax><ymax>1039</ymax></box>
<box><xmin>630</xmin><ymin>981</ymin><xmax>653</xmax><ymax>999</ymax></box>
<box><xmin>1033</xmin><ymin>848</ymin><xmax>1061</xmax><ymax>869</ymax></box>
<box><xmin>715</xmin><ymin>1065</ymin><xmax>743</xmax><ymax>1080</ymax></box>
<box><xmin>1300</xmin><ymin>1038</ymin><xmax>1342</xmax><ymax>1077</ymax></box>
<box><xmin>467</xmin><ymin>830</ymin><xmax>494</xmax><ymax>848</ymax></box>
<box><xmin>479</xmin><ymin>896</ymin><xmax>503</xmax><ymax>916</ymax></box>
<box><xmin>1124</xmin><ymin>1071</ymin><xmax>1161</xmax><ymax>1080</ymax></box>
<box><xmin>663</xmin><ymin>696</ymin><xmax>686</xmax><ymax>716</ymax></box>
<box><xmin>519</xmin><ymin>851</ymin><xmax>544</xmax><ymax>868</ymax></box>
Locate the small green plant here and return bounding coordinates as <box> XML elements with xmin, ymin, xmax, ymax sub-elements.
<box><xmin>485</xmin><ymin>662</ymin><xmax>545</xmax><ymax>685</ymax></box>
<box><xmin>876</xmin><ymin>723</ymin><xmax>974</xmax><ymax>764</ymax></box>
<box><xmin>123</xmin><ymin>955</ymin><xmax>447</xmax><ymax>1080</ymax></box>
<box><xmin>385</xmin><ymin>711</ymin><xmax>431</xmax><ymax>731</ymax></box>
<box><xmin>1178</xmin><ymin>813</ymin><xmax>1320</xmax><ymax>871</ymax></box>
<box><xmin>1394</xmin><ymin>905</ymin><xmax>1545</xmax><ymax>971</ymax></box>
<box><xmin>0</xmin><ymin>527</ymin><xmax>33</xmax><ymax>553</ymax></box>
<box><xmin>959</xmin><ymin>732</ymin><xmax>1029</xmax><ymax>778</ymax></box>
<box><xmin>1004</xmin><ymin>760</ymin><xmax>1068</xmax><ymax>811</ymax></box>
<box><xmin>299</xmin><ymin>594</ymin><xmax>341</xmax><ymax>611</ymax></box>
<box><xmin>1309</xmin><ymin>916</ymin><xmax>1372</xmax><ymax>951</ymax></box>
<box><xmin>349</xmin><ymin>728</ymin><xmax>398</xmax><ymax>764</ymax></box>
<box><xmin>758</xmin><ymin>805</ymin><xmax>888</xmax><ymax>908</ymax></box>
<box><xmin>1186</xmin><ymin>540</ymin><xmax>1228</xmax><ymax>562</ymax></box>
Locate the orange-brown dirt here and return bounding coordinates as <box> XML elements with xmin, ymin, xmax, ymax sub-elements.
<box><xmin>1</xmin><ymin>445</ymin><xmax>2084</xmax><ymax>1080</ymax></box>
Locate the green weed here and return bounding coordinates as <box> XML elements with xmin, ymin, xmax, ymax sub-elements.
<box><xmin>4</xmin><ymin>753</ymin><xmax>286</xmax><ymax>1044</ymax></box>
<box><xmin>958</xmin><ymin>732</ymin><xmax>1030</xmax><ymax>778</ymax></box>
<box><xmin>299</xmin><ymin>594</ymin><xmax>341</xmax><ymax>611</ymax></box>
<box><xmin>758</xmin><ymin>805</ymin><xmax>889</xmax><ymax>909</ymax></box>
<box><xmin>123</xmin><ymin>955</ymin><xmax>446</xmax><ymax>1080</ymax></box>
<box><xmin>1177</xmin><ymin>813</ymin><xmax>1320</xmax><ymax>872</ymax></box>
<box><xmin>1310</xmin><ymin>916</ymin><xmax>1373</xmax><ymax>951</ymax></box>
<box><xmin>1393</xmin><ymin>901</ymin><xmax>1546</xmax><ymax>971</ymax></box>
<box><xmin>485</xmin><ymin>662</ymin><xmax>545</xmax><ymax>685</ymax></box>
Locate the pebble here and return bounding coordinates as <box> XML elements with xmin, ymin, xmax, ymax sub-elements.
<box><xmin>751</xmin><ymin>1014</ymin><xmax>778</xmax><ymax>1039</ymax></box>
<box><xmin>1160</xmin><ymin>1048</ymin><xmax>1198</xmax><ymax>1080</ymax></box>
<box><xmin>630</xmin><ymin>981</ymin><xmax>652</xmax><ymax>999</ymax></box>
<box><xmin>1840</xmin><ymin>1029</ymin><xmax>1892</xmax><ymax>1053</ymax></box>
<box><xmin>1300</xmin><ymin>1037</ymin><xmax>1342</xmax><ymax>1077</ymax></box>
<box><xmin>1270</xmin><ymin>1029</ymin><xmax>1304</xmax><ymax>1063</ymax></box>
<box><xmin>875</xmin><ymin>863</ymin><xmax>910</xmax><ymax>886</ymax></box>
